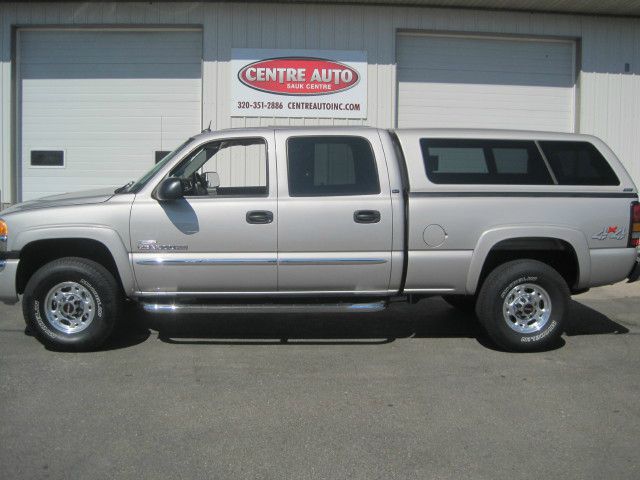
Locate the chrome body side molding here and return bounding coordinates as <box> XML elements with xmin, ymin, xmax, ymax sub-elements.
<box><xmin>278</xmin><ymin>258</ymin><xmax>387</xmax><ymax>265</ymax></box>
<box><xmin>135</xmin><ymin>258</ymin><xmax>277</xmax><ymax>266</ymax></box>
<box><xmin>135</xmin><ymin>257</ymin><xmax>387</xmax><ymax>266</ymax></box>
<box><xmin>133</xmin><ymin>289</ymin><xmax>393</xmax><ymax>297</ymax></box>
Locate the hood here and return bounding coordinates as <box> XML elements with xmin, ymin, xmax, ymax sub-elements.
<box><xmin>1</xmin><ymin>187</ymin><xmax>117</xmax><ymax>215</ymax></box>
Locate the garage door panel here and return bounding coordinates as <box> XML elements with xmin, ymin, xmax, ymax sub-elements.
<box><xmin>398</xmin><ymin>90</ymin><xmax>573</xmax><ymax>110</ymax></box>
<box><xmin>398</xmin><ymin>36</ymin><xmax>574</xmax><ymax>74</ymax></box>
<box><xmin>22</xmin><ymin>106</ymin><xmax>201</xmax><ymax>116</ymax></box>
<box><xmin>20</xmin><ymin>29</ymin><xmax>202</xmax><ymax>201</ymax></box>
<box><xmin>22</xmin><ymin>117</ymin><xmax>200</xmax><ymax>132</ymax></box>
<box><xmin>22</xmin><ymin>79</ymin><xmax>202</xmax><ymax>94</ymax></box>
<box><xmin>398</xmin><ymin>69</ymin><xmax>573</xmax><ymax>87</ymax></box>
<box><xmin>398</xmin><ymin>48</ymin><xmax>572</xmax><ymax>68</ymax></box>
<box><xmin>21</xmin><ymin>31</ymin><xmax>202</xmax><ymax>64</ymax></box>
<box><xmin>399</xmin><ymin>110</ymin><xmax>572</xmax><ymax>125</ymax></box>
<box><xmin>22</xmin><ymin>104</ymin><xmax>202</xmax><ymax>117</ymax></box>
<box><xmin>21</xmin><ymin>63</ymin><xmax>201</xmax><ymax>80</ymax></box>
<box><xmin>397</xmin><ymin>59</ymin><xmax>573</xmax><ymax>78</ymax></box>
<box><xmin>21</xmin><ymin>79</ymin><xmax>202</xmax><ymax>97</ymax></box>
<box><xmin>397</xmin><ymin>34</ymin><xmax>575</xmax><ymax>132</ymax></box>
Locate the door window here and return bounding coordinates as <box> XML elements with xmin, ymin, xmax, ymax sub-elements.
<box><xmin>170</xmin><ymin>138</ymin><xmax>268</xmax><ymax>196</ymax></box>
<box><xmin>287</xmin><ymin>136</ymin><xmax>380</xmax><ymax>196</ymax></box>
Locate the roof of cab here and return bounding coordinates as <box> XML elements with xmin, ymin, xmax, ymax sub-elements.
<box><xmin>391</xmin><ymin>128</ymin><xmax>598</xmax><ymax>142</ymax></box>
<box><xmin>196</xmin><ymin>126</ymin><xmax>598</xmax><ymax>142</ymax></box>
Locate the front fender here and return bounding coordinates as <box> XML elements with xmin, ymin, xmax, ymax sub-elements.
<box><xmin>14</xmin><ymin>226</ymin><xmax>136</xmax><ymax>295</ymax></box>
<box><xmin>466</xmin><ymin>225</ymin><xmax>591</xmax><ymax>294</ymax></box>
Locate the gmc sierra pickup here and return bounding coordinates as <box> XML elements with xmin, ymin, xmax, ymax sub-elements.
<box><xmin>1</xmin><ymin>127</ymin><xmax>638</xmax><ymax>351</ymax></box>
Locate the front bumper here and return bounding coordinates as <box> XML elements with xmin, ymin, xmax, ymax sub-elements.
<box><xmin>628</xmin><ymin>251</ymin><xmax>640</xmax><ymax>283</ymax></box>
<box><xmin>0</xmin><ymin>259</ymin><xmax>19</xmax><ymax>304</ymax></box>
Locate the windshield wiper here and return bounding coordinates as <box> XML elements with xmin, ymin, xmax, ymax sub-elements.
<box><xmin>114</xmin><ymin>181</ymin><xmax>134</xmax><ymax>194</ymax></box>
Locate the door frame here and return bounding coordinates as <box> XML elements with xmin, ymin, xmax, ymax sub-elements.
<box><xmin>273</xmin><ymin>127</ymin><xmax>400</xmax><ymax>296</ymax></box>
<box><xmin>130</xmin><ymin>130</ymin><xmax>279</xmax><ymax>296</ymax></box>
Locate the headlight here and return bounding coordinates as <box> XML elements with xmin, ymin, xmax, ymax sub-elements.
<box><xmin>0</xmin><ymin>219</ymin><xmax>7</xmax><ymax>251</ymax></box>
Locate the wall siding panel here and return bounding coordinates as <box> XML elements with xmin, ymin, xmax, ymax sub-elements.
<box><xmin>0</xmin><ymin>1</ymin><xmax>639</xmax><ymax>203</ymax></box>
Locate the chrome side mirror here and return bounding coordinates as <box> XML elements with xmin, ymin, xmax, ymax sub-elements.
<box><xmin>203</xmin><ymin>171</ymin><xmax>220</xmax><ymax>188</ymax></box>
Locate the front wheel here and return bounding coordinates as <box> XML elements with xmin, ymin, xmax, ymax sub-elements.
<box><xmin>23</xmin><ymin>257</ymin><xmax>122</xmax><ymax>351</ymax></box>
<box><xmin>476</xmin><ymin>259</ymin><xmax>569</xmax><ymax>352</ymax></box>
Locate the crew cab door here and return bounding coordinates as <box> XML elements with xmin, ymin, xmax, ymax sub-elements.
<box><xmin>275</xmin><ymin>130</ymin><xmax>393</xmax><ymax>294</ymax></box>
<box><xmin>130</xmin><ymin>132</ymin><xmax>277</xmax><ymax>294</ymax></box>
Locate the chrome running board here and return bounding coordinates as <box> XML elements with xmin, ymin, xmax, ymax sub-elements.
<box><xmin>141</xmin><ymin>301</ymin><xmax>387</xmax><ymax>314</ymax></box>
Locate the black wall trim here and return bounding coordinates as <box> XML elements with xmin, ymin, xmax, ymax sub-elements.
<box><xmin>409</xmin><ymin>191</ymin><xmax>638</xmax><ymax>199</ymax></box>
<box><xmin>0</xmin><ymin>251</ymin><xmax>20</xmax><ymax>260</ymax></box>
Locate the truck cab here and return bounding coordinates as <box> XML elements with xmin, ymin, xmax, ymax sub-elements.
<box><xmin>128</xmin><ymin>127</ymin><xmax>402</xmax><ymax>296</ymax></box>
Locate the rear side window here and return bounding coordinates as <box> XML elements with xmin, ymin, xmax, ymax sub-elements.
<box><xmin>539</xmin><ymin>141</ymin><xmax>619</xmax><ymax>186</ymax></box>
<box><xmin>287</xmin><ymin>136</ymin><xmax>380</xmax><ymax>196</ymax></box>
<box><xmin>420</xmin><ymin>139</ymin><xmax>554</xmax><ymax>185</ymax></box>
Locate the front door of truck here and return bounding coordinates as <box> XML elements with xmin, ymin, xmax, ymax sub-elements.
<box><xmin>275</xmin><ymin>131</ymin><xmax>394</xmax><ymax>294</ymax></box>
<box><xmin>130</xmin><ymin>133</ymin><xmax>277</xmax><ymax>294</ymax></box>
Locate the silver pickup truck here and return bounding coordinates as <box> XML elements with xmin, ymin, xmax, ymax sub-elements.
<box><xmin>1</xmin><ymin>127</ymin><xmax>638</xmax><ymax>352</ymax></box>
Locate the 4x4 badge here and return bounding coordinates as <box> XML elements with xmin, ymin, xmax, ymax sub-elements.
<box><xmin>592</xmin><ymin>225</ymin><xmax>626</xmax><ymax>241</ymax></box>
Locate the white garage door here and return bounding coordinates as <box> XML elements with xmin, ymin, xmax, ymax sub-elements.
<box><xmin>397</xmin><ymin>34</ymin><xmax>576</xmax><ymax>132</ymax></box>
<box><xmin>19</xmin><ymin>29</ymin><xmax>202</xmax><ymax>201</ymax></box>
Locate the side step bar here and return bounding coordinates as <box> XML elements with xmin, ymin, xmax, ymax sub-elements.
<box><xmin>141</xmin><ymin>301</ymin><xmax>387</xmax><ymax>314</ymax></box>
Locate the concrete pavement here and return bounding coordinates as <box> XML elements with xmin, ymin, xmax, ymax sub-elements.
<box><xmin>0</xmin><ymin>283</ymin><xmax>638</xmax><ymax>479</ymax></box>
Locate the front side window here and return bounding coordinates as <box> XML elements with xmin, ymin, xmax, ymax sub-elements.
<box><xmin>539</xmin><ymin>141</ymin><xmax>619</xmax><ymax>186</ymax></box>
<box><xmin>287</xmin><ymin>136</ymin><xmax>380</xmax><ymax>196</ymax></box>
<box><xmin>421</xmin><ymin>139</ymin><xmax>554</xmax><ymax>185</ymax></box>
<box><xmin>170</xmin><ymin>138</ymin><xmax>268</xmax><ymax>197</ymax></box>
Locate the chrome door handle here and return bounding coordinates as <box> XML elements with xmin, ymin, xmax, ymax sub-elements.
<box><xmin>246</xmin><ymin>210</ymin><xmax>273</xmax><ymax>224</ymax></box>
<box><xmin>353</xmin><ymin>210</ymin><xmax>381</xmax><ymax>224</ymax></box>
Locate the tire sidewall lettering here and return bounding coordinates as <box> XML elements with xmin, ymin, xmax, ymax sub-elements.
<box><xmin>79</xmin><ymin>278</ymin><xmax>103</xmax><ymax>317</ymax></box>
<box><xmin>521</xmin><ymin>320</ymin><xmax>558</xmax><ymax>343</ymax></box>
<box><xmin>33</xmin><ymin>299</ymin><xmax>58</xmax><ymax>339</ymax></box>
<box><xmin>500</xmin><ymin>275</ymin><xmax>539</xmax><ymax>299</ymax></box>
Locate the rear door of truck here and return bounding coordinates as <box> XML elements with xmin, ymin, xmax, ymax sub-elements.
<box><xmin>275</xmin><ymin>129</ymin><xmax>394</xmax><ymax>294</ymax></box>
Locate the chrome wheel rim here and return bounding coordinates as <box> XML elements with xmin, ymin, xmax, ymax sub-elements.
<box><xmin>44</xmin><ymin>281</ymin><xmax>96</xmax><ymax>334</ymax></box>
<box><xmin>502</xmin><ymin>283</ymin><xmax>552</xmax><ymax>334</ymax></box>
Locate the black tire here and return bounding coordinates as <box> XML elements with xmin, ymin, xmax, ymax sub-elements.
<box><xmin>22</xmin><ymin>257</ymin><xmax>122</xmax><ymax>351</ymax></box>
<box><xmin>476</xmin><ymin>259</ymin><xmax>569</xmax><ymax>352</ymax></box>
<box><xmin>441</xmin><ymin>295</ymin><xmax>476</xmax><ymax>314</ymax></box>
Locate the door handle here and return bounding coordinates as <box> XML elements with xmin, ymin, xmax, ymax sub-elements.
<box><xmin>246</xmin><ymin>210</ymin><xmax>273</xmax><ymax>224</ymax></box>
<box><xmin>353</xmin><ymin>210</ymin><xmax>381</xmax><ymax>224</ymax></box>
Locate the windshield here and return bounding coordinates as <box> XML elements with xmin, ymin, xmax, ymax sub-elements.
<box><xmin>125</xmin><ymin>139</ymin><xmax>194</xmax><ymax>194</ymax></box>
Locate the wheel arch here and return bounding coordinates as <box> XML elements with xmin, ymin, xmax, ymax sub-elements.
<box><xmin>466</xmin><ymin>226</ymin><xmax>590</xmax><ymax>295</ymax></box>
<box><xmin>14</xmin><ymin>228</ymin><xmax>135</xmax><ymax>295</ymax></box>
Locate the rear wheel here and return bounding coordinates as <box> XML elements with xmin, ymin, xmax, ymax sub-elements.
<box><xmin>476</xmin><ymin>259</ymin><xmax>569</xmax><ymax>352</ymax></box>
<box><xmin>23</xmin><ymin>257</ymin><xmax>122</xmax><ymax>351</ymax></box>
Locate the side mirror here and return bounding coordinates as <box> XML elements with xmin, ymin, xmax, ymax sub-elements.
<box><xmin>203</xmin><ymin>171</ymin><xmax>220</xmax><ymax>188</ymax></box>
<box><xmin>155</xmin><ymin>177</ymin><xmax>184</xmax><ymax>201</ymax></box>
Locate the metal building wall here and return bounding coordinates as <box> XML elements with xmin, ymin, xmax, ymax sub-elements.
<box><xmin>1</xmin><ymin>2</ymin><xmax>639</xmax><ymax>204</ymax></box>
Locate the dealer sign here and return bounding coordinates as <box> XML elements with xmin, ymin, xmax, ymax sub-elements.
<box><xmin>231</xmin><ymin>48</ymin><xmax>367</xmax><ymax>119</ymax></box>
